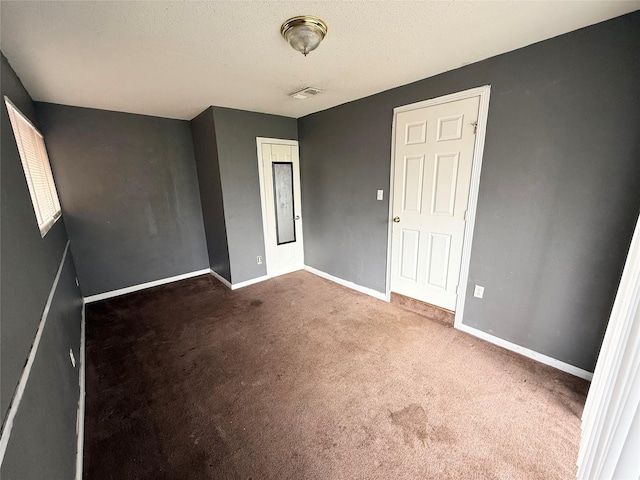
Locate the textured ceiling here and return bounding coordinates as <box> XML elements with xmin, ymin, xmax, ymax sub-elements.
<box><xmin>1</xmin><ymin>1</ymin><xmax>638</xmax><ymax>120</ymax></box>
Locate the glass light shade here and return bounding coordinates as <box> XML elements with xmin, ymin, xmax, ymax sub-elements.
<box><xmin>281</xmin><ymin>16</ymin><xmax>328</xmax><ymax>56</ymax></box>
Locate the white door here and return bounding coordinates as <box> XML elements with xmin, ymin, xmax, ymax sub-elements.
<box><xmin>258</xmin><ymin>140</ymin><xmax>304</xmax><ymax>277</ymax></box>
<box><xmin>390</xmin><ymin>96</ymin><xmax>480</xmax><ymax>311</ymax></box>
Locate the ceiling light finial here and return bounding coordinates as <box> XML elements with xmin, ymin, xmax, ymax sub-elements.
<box><xmin>281</xmin><ymin>16</ymin><xmax>328</xmax><ymax>56</ymax></box>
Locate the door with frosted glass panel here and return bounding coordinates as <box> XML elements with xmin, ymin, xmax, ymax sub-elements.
<box><xmin>260</xmin><ymin>141</ymin><xmax>304</xmax><ymax>276</ymax></box>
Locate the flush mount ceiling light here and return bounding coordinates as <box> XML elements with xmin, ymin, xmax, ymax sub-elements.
<box><xmin>281</xmin><ymin>16</ymin><xmax>328</xmax><ymax>56</ymax></box>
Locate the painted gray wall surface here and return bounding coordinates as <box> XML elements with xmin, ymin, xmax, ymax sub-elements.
<box><xmin>1</xmin><ymin>53</ymin><xmax>83</xmax><ymax>479</ymax></box>
<box><xmin>1</xmin><ymin>53</ymin><xmax>69</xmax><ymax>416</ymax></box>
<box><xmin>1</xmin><ymin>249</ymin><xmax>83</xmax><ymax>480</ymax></box>
<box><xmin>191</xmin><ymin>107</ymin><xmax>231</xmax><ymax>281</ymax></box>
<box><xmin>298</xmin><ymin>102</ymin><xmax>392</xmax><ymax>294</ymax></box>
<box><xmin>36</xmin><ymin>102</ymin><xmax>210</xmax><ymax>296</ymax></box>
<box><xmin>212</xmin><ymin>107</ymin><xmax>297</xmax><ymax>284</ymax></box>
<box><xmin>298</xmin><ymin>12</ymin><xmax>640</xmax><ymax>372</ymax></box>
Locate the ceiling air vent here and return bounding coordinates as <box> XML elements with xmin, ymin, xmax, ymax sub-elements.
<box><xmin>289</xmin><ymin>87</ymin><xmax>323</xmax><ymax>100</ymax></box>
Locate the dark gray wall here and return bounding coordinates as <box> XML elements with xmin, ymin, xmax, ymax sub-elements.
<box><xmin>1</xmin><ymin>250</ymin><xmax>83</xmax><ymax>480</ymax></box>
<box><xmin>299</xmin><ymin>104</ymin><xmax>391</xmax><ymax>293</ymax></box>
<box><xmin>36</xmin><ymin>103</ymin><xmax>210</xmax><ymax>296</ymax></box>
<box><xmin>1</xmin><ymin>53</ymin><xmax>69</xmax><ymax>416</ymax></box>
<box><xmin>191</xmin><ymin>107</ymin><xmax>231</xmax><ymax>282</ymax></box>
<box><xmin>212</xmin><ymin>107</ymin><xmax>297</xmax><ymax>284</ymax></box>
<box><xmin>298</xmin><ymin>12</ymin><xmax>640</xmax><ymax>372</ymax></box>
<box><xmin>1</xmin><ymin>53</ymin><xmax>83</xmax><ymax>479</ymax></box>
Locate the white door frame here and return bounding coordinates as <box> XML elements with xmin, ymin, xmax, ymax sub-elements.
<box><xmin>256</xmin><ymin>137</ymin><xmax>303</xmax><ymax>278</ymax></box>
<box><xmin>577</xmin><ymin>212</ymin><xmax>640</xmax><ymax>479</ymax></box>
<box><xmin>385</xmin><ymin>85</ymin><xmax>491</xmax><ymax>330</ymax></box>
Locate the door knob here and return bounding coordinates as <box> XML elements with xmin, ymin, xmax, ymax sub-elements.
<box><xmin>294</xmin><ymin>215</ymin><xmax>300</xmax><ymax>220</ymax></box>
<box><xmin>393</xmin><ymin>216</ymin><xmax>401</xmax><ymax>223</ymax></box>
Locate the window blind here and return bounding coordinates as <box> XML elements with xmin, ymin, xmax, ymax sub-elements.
<box><xmin>5</xmin><ymin>96</ymin><xmax>61</xmax><ymax>236</ymax></box>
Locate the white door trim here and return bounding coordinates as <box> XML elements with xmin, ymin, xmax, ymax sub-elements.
<box><xmin>578</xmin><ymin>213</ymin><xmax>640</xmax><ymax>479</ymax></box>
<box><xmin>385</xmin><ymin>85</ymin><xmax>491</xmax><ymax>331</ymax></box>
<box><xmin>255</xmin><ymin>137</ymin><xmax>301</xmax><ymax>278</ymax></box>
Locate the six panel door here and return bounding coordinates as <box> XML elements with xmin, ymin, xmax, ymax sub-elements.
<box><xmin>390</xmin><ymin>96</ymin><xmax>480</xmax><ymax>310</ymax></box>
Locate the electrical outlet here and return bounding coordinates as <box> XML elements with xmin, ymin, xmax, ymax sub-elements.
<box><xmin>377</xmin><ymin>189</ymin><xmax>384</xmax><ymax>201</ymax></box>
<box><xmin>474</xmin><ymin>285</ymin><xmax>485</xmax><ymax>299</ymax></box>
<box><xmin>257</xmin><ymin>255</ymin><xmax>263</xmax><ymax>265</ymax></box>
<box><xmin>69</xmin><ymin>349</ymin><xmax>76</xmax><ymax>368</ymax></box>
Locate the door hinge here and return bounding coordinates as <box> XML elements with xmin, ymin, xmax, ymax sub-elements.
<box><xmin>463</xmin><ymin>210</ymin><xmax>468</xmax><ymax>221</ymax></box>
<box><xmin>472</xmin><ymin>122</ymin><xmax>478</xmax><ymax>134</ymax></box>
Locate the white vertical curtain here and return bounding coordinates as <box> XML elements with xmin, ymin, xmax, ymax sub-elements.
<box><xmin>577</xmin><ymin>213</ymin><xmax>640</xmax><ymax>479</ymax></box>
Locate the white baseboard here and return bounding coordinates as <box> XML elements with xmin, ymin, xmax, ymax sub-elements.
<box><xmin>231</xmin><ymin>274</ymin><xmax>270</xmax><ymax>290</ymax></box>
<box><xmin>0</xmin><ymin>242</ymin><xmax>70</xmax><ymax>464</ymax></box>
<box><xmin>75</xmin><ymin>303</ymin><xmax>86</xmax><ymax>480</ymax></box>
<box><xmin>83</xmin><ymin>268</ymin><xmax>210</xmax><ymax>303</ymax></box>
<box><xmin>304</xmin><ymin>265</ymin><xmax>387</xmax><ymax>301</ymax></box>
<box><xmin>457</xmin><ymin>322</ymin><xmax>593</xmax><ymax>381</ymax></box>
<box><xmin>209</xmin><ymin>269</ymin><xmax>271</xmax><ymax>290</ymax></box>
<box><xmin>209</xmin><ymin>269</ymin><xmax>232</xmax><ymax>289</ymax></box>
<box><xmin>267</xmin><ymin>265</ymin><xmax>304</xmax><ymax>278</ymax></box>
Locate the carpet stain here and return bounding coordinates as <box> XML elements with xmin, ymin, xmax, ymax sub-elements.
<box><xmin>318</xmin><ymin>431</ymin><xmax>336</xmax><ymax>451</ymax></box>
<box><xmin>390</xmin><ymin>404</ymin><xmax>428</xmax><ymax>445</ymax></box>
<box><xmin>249</xmin><ymin>300</ymin><xmax>263</xmax><ymax>307</ymax></box>
<box><xmin>390</xmin><ymin>404</ymin><xmax>455</xmax><ymax>446</ymax></box>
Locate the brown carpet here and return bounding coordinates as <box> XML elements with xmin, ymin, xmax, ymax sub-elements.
<box><xmin>84</xmin><ymin>271</ymin><xmax>589</xmax><ymax>480</ymax></box>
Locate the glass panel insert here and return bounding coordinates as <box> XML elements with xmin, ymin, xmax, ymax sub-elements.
<box><xmin>272</xmin><ymin>162</ymin><xmax>296</xmax><ymax>245</ymax></box>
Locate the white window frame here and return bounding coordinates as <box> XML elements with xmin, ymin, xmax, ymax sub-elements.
<box><xmin>4</xmin><ymin>96</ymin><xmax>61</xmax><ymax>237</ymax></box>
